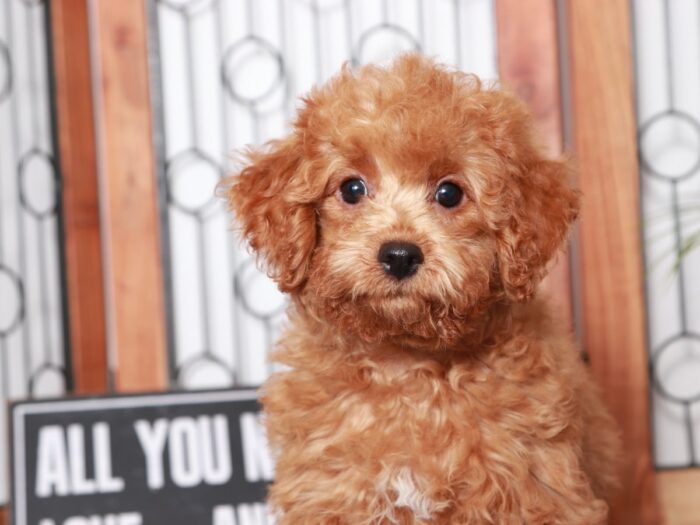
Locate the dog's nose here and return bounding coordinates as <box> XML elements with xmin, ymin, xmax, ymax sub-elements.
<box><xmin>378</xmin><ymin>241</ymin><xmax>424</xmax><ymax>280</ymax></box>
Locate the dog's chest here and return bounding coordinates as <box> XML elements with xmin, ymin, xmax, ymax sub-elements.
<box><xmin>330</xmin><ymin>381</ymin><xmax>490</xmax><ymax>522</ymax></box>
<box><xmin>267</xmin><ymin>345</ymin><xmax>576</xmax><ymax>523</ymax></box>
<box><xmin>341</xmin><ymin>373</ymin><xmax>565</xmax><ymax>521</ymax></box>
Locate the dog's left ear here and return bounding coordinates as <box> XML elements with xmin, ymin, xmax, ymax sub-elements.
<box><xmin>496</xmin><ymin>156</ymin><xmax>580</xmax><ymax>302</ymax></box>
<box><xmin>225</xmin><ymin>134</ymin><xmax>320</xmax><ymax>293</ymax></box>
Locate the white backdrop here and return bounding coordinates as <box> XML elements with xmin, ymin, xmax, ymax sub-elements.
<box><xmin>634</xmin><ymin>0</ymin><xmax>700</xmax><ymax>468</ymax></box>
<box><xmin>154</xmin><ymin>0</ymin><xmax>499</xmax><ymax>389</ymax></box>
<box><xmin>0</xmin><ymin>0</ymin><xmax>68</xmax><ymax>505</ymax></box>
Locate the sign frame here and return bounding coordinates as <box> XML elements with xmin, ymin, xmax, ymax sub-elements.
<box><xmin>10</xmin><ymin>388</ymin><xmax>267</xmax><ymax>525</ymax></box>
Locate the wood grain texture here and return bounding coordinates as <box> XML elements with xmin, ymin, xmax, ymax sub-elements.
<box><xmin>658</xmin><ymin>469</ymin><xmax>700</xmax><ymax>525</ymax></box>
<box><xmin>495</xmin><ymin>0</ymin><xmax>574</xmax><ymax>330</ymax></box>
<box><xmin>566</xmin><ymin>1</ymin><xmax>661</xmax><ymax>523</ymax></box>
<box><xmin>49</xmin><ymin>0</ymin><xmax>109</xmax><ymax>394</ymax></box>
<box><xmin>91</xmin><ymin>0</ymin><xmax>168</xmax><ymax>391</ymax></box>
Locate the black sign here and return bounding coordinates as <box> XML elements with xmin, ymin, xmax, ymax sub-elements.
<box><xmin>10</xmin><ymin>389</ymin><xmax>275</xmax><ymax>525</ymax></box>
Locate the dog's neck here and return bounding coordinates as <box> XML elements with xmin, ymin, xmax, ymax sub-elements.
<box><xmin>272</xmin><ymin>297</ymin><xmax>563</xmax><ymax>388</ymax></box>
<box><xmin>287</xmin><ymin>295</ymin><xmax>538</xmax><ymax>360</ymax></box>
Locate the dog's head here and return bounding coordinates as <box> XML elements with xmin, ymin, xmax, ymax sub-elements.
<box><xmin>226</xmin><ymin>54</ymin><xmax>579</xmax><ymax>350</ymax></box>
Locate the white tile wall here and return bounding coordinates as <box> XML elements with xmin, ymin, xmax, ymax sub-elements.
<box><xmin>153</xmin><ymin>0</ymin><xmax>498</xmax><ymax>388</ymax></box>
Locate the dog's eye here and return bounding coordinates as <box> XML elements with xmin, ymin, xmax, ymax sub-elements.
<box><xmin>340</xmin><ymin>178</ymin><xmax>367</xmax><ymax>204</ymax></box>
<box><xmin>435</xmin><ymin>181</ymin><xmax>463</xmax><ymax>208</ymax></box>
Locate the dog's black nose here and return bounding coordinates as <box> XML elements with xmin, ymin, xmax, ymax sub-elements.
<box><xmin>378</xmin><ymin>241</ymin><xmax>424</xmax><ymax>280</ymax></box>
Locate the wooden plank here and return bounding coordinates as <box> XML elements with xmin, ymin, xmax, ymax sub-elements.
<box><xmin>495</xmin><ymin>0</ymin><xmax>574</xmax><ymax>330</ymax></box>
<box><xmin>658</xmin><ymin>469</ymin><xmax>700</xmax><ymax>525</ymax></box>
<box><xmin>566</xmin><ymin>1</ymin><xmax>661</xmax><ymax>524</ymax></box>
<box><xmin>91</xmin><ymin>0</ymin><xmax>168</xmax><ymax>391</ymax></box>
<box><xmin>49</xmin><ymin>0</ymin><xmax>109</xmax><ymax>394</ymax></box>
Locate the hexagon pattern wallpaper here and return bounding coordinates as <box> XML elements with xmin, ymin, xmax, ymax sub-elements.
<box><xmin>0</xmin><ymin>0</ymin><xmax>69</xmax><ymax>505</ymax></box>
<box><xmin>150</xmin><ymin>0</ymin><xmax>498</xmax><ymax>389</ymax></box>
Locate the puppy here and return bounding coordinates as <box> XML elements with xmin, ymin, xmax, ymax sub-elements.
<box><xmin>226</xmin><ymin>54</ymin><xmax>620</xmax><ymax>525</ymax></box>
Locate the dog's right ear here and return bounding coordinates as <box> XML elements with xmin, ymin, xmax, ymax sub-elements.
<box><xmin>225</xmin><ymin>135</ymin><xmax>319</xmax><ymax>293</ymax></box>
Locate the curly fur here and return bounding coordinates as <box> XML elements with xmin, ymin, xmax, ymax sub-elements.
<box><xmin>225</xmin><ymin>54</ymin><xmax>620</xmax><ymax>524</ymax></box>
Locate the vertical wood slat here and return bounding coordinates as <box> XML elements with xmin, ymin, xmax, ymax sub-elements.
<box><xmin>90</xmin><ymin>0</ymin><xmax>168</xmax><ymax>392</ymax></box>
<box><xmin>495</xmin><ymin>0</ymin><xmax>574</xmax><ymax>330</ymax></box>
<box><xmin>566</xmin><ymin>1</ymin><xmax>660</xmax><ymax>524</ymax></box>
<box><xmin>49</xmin><ymin>0</ymin><xmax>109</xmax><ymax>394</ymax></box>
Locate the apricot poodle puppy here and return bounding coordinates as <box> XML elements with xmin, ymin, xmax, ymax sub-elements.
<box><xmin>226</xmin><ymin>54</ymin><xmax>620</xmax><ymax>524</ymax></box>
